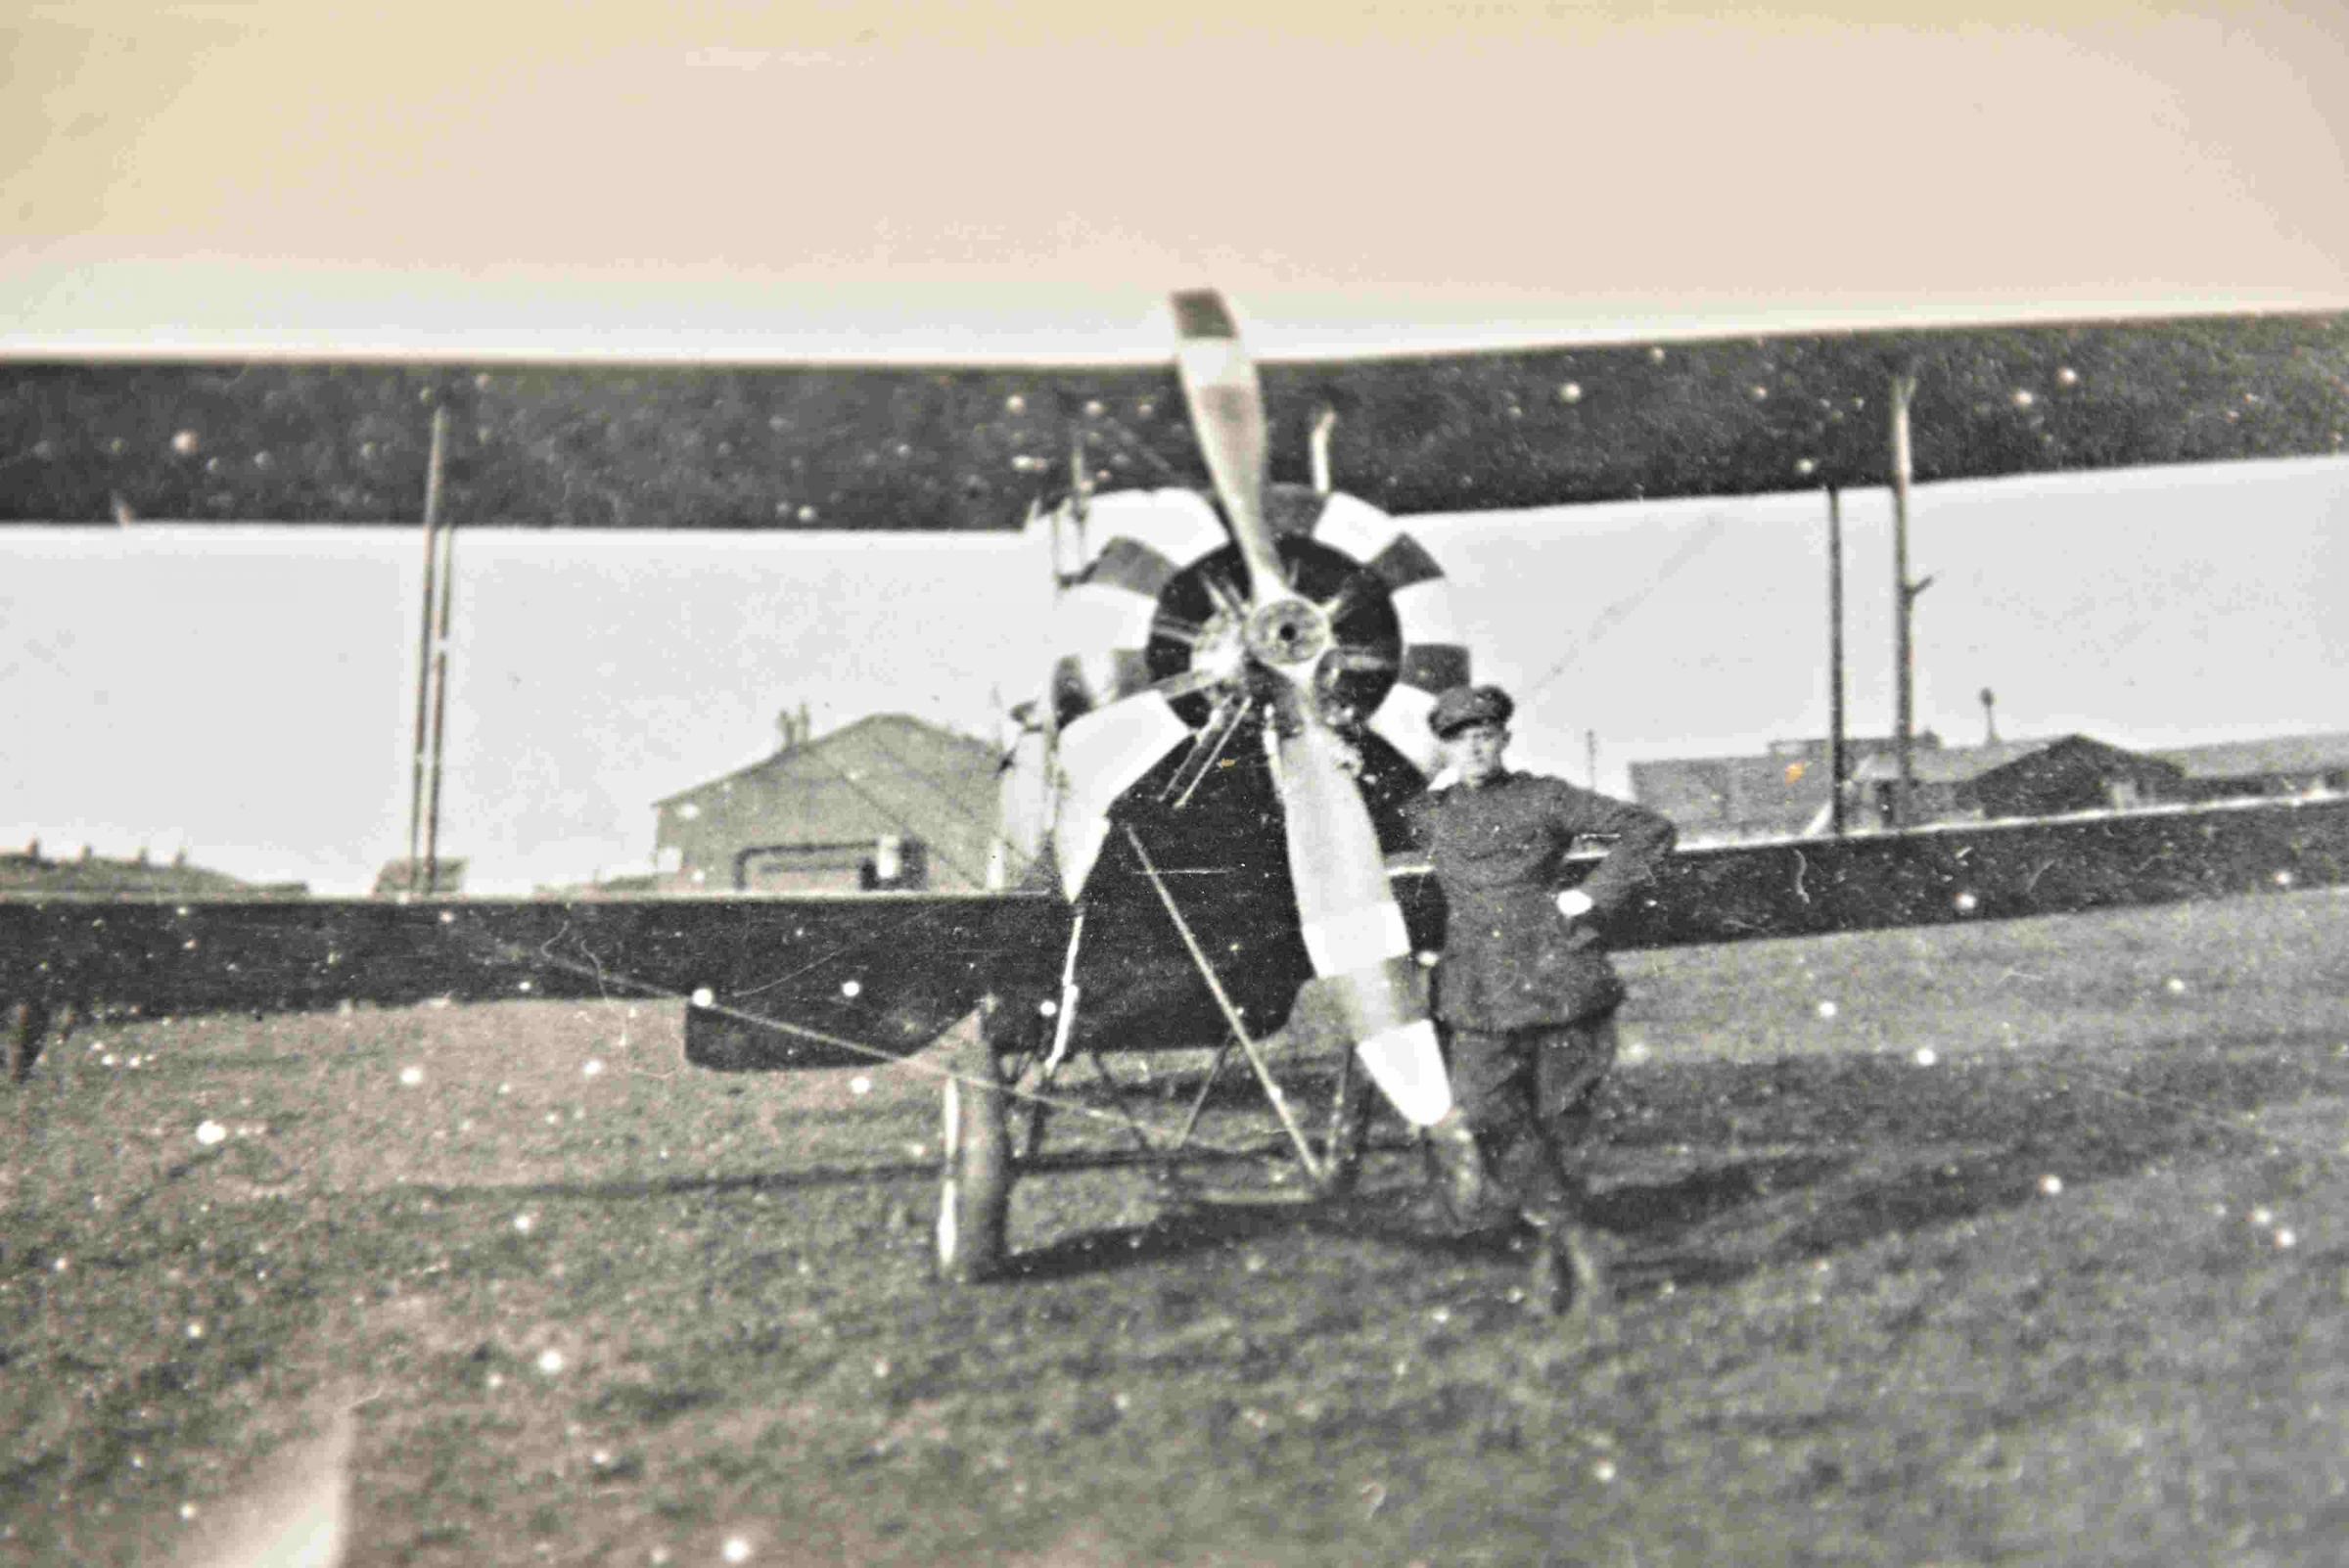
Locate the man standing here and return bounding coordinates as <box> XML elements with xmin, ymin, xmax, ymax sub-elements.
<box><xmin>1397</xmin><ymin>684</ymin><xmax>1677</xmax><ymax>1317</ymax></box>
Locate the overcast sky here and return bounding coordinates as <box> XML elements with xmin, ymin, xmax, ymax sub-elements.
<box><xmin>4</xmin><ymin>2</ymin><xmax>2346</xmax><ymax>891</ymax></box>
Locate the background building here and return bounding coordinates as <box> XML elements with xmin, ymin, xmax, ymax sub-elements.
<box><xmin>1630</xmin><ymin>735</ymin><xmax>1942</xmax><ymax>843</ymax></box>
<box><xmin>373</xmin><ymin>858</ymin><xmax>468</xmax><ymax>897</ymax></box>
<box><xmin>3</xmin><ymin>842</ymin><xmax>305</xmax><ymax>899</ymax></box>
<box><xmin>1849</xmin><ymin>736</ymin><xmax>2186</xmax><ymax>825</ymax></box>
<box><xmin>652</xmin><ymin>713</ymin><xmax>1006</xmax><ymax>893</ymax></box>
<box><xmin>2153</xmin><ymin>733</ymin><xmax>2349</xmax><ymax>801</ymax></box>
<box><xmin>1630</xmin><ymin>729</ymin><xmax>2349</xmax><ymax>839</ymax></box>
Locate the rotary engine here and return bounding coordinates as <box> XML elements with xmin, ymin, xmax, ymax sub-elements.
<box><xmin>1001</xmin><ymin>484</ymin><xmax>1470</xmax><ymax>901</ymax></box>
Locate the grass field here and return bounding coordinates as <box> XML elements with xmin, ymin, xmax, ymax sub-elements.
<box><xmin>7</xmin><ymin>889</ymin><xmax>2349</xmax><ymax>1566</ymax></box>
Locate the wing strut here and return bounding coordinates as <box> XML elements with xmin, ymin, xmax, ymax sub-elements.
<box><xmin>404</xmin><ymin>406</ymin><xmax>449</xmax><ymax>895</ymax></box>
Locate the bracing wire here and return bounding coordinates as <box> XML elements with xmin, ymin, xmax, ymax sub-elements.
<box><xmin>1521</xmin><ymin>513</ymin><xmax>1733</xmax><ymax>701</ymax></box>
<box><xmin>455</xmin><ymin>922</ymin><xmax>1326</xmax><ymax>1166</ymax></box>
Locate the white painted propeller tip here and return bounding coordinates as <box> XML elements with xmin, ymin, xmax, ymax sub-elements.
<box><xmin>1355</xmin><ymin>1021</ymin><xmax>1452</xmax><ymax>1127</ymax></box>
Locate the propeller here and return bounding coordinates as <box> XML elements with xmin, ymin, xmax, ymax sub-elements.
<box><xmin>1169</xmin><ymin>290</ymin><xmax>1454</xmax><ymax>1128</ymax></box>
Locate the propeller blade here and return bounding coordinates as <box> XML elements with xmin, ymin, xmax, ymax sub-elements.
<box><xmin>1287</xmin><ymin>964</ymin><xmax>1451</xmax><ymax>1130</ymax></box>
<box><xmin>1274</xmin><ymin>720</ymin><xmax>1404</xmax><ymax>969</ymax></box>
<box><xmin>1271</xmin><ymin>709</ymin><xmax>1453</xmax><ymax>1126</ymax></box>
<box><xmin>1172</xmin><ymin>289</ymin><xmax>1449</xmax><ymax>1124</ymax></box>
<box><xmin>1171</xmin><ymin>290</ymin><xmax>1285</xmax><ymax>603</ymax></box>
<box><xmin>1321</xmin><ymin>647</ymin><xmax>1398</xmax><ymax>675</ymax></box>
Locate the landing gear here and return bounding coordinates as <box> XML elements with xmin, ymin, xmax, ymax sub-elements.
<box><xmin>8</xmin><ymin>997</ymin><xmax>69</xmax><ymax>1084</ymax></box>
<box><xmin>8</xmin><ymin>999</ymin><xmax>42</xmax><ymax>1084</ymax></box>
<box><xmin>929</xmin><ymin>869</ymin><xmax>1415</xmax><ymax>1282</ymax></box>
<box><xmin>935</xmin><ymin>1016</ymin><xmax>1014</xmax><ymax>1284</ymax></box>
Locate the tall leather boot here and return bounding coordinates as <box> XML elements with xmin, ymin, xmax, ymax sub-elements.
<box><xmin>1520</xmin><ymin>1154</ymin><xmax>1609</xmax><ymax>1319</ymax></box>
<box><xmin>1523</xmin><ymin>1209</ymin><xmax>1609</xmax><ymax>1320</ymax></box>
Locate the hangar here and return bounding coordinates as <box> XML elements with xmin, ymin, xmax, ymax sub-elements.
<box><xmin>651</xmin><ymin>713</ymin><xmax>1007</xmax><ymax>894</ymax></box>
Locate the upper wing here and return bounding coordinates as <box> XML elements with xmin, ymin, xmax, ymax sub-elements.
<box><xmin>5</xmin><ymin>310</ymin><xmax>2343</xmax><ymax>530</ymax></box>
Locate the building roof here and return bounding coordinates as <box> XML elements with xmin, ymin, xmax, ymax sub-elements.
<box><xmin>1</xmin><ymin>850</ymin><xmax>296</xmax><ymax>898</ymax></box>
<box><xmin>1629</xmin><ymin>734</ymin><xmax>1937</xmax><ymax>775</ymax></box>
<box><xmin>1849</xmin><ymin>738</ymin><xmax>2072</xmax><ymax>784</ymax></box>
<box><xmin>2151</xmin><ymin>732</ymin><xmax>2349</xmax><ymax>779</ymax></box>
<box><xmin>656</xmin><ymin>713</ymin><xmax>995</xmax><ymax>807</ymax></box>
<box><xmin>1848</xmin><ymin>735</ymin><xmax>2183</xmax><ymax>786</ymax></box>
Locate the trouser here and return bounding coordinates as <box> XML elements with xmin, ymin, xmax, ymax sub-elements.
<box><xmin>1446</xmin><ymin>1013</ymin><xmax>1619</xmax><ymax>1225</ymax></box>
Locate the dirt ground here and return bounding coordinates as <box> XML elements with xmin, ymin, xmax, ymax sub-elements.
<box><xmin>7</xmin><ymin>888</ymin><xmax>2349</xmax><ymax>1565</ymax></box>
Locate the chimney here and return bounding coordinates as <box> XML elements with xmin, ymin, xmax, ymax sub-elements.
<box><xmin>777</xmin><ymin>703</ymin><xmax>816</xmax><ymax>751</ymax></box>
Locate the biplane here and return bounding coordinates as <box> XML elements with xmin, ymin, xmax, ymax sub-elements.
<box><xmin>5</xmin><ymin>291</ymin><xmax>2349</xmax><ymax>1283</ymax></box>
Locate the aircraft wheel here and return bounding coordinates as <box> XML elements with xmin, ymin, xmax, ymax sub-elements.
<box><xmin>8</xmin><ymin>998</ymin><xmax>49</xmax><ymax>1084</ymax></box>
<box><xmin>936</xmin><ymin>1025</ymin><xmax>1013</xmax><ymax>1283</ymax></box>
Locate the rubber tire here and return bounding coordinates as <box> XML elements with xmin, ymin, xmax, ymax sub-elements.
<box><xmin>936</xmin><ymin>1025</ymin><xmax>1013</xmax><ymax>1283</ymax></box>
<box><xmin>8</xmin><ymin>999</ymin><xmax>48</xmax><ymax>1084</ymax></box>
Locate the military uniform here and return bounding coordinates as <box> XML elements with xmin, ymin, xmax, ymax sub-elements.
<box><xmin>1397</xmin><ymin>692</ymin><xmax>1677</xmax><ymax>1244</ymax></box>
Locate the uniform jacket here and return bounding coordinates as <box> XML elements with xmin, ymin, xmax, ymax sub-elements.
<box><xmin>1396</xmin><ymin>771</ymin><xmax>1678</xmax><ymax>1030</ymax></box>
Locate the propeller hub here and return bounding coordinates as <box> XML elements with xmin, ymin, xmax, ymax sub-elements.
<box><xmin>1244</xmin><ymin>597</ymin><xmax>1333</xmax><ymax>673</ymax></box>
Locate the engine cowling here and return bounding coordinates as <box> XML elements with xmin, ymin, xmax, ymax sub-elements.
<box><xmin>1032</xmin><ymin>484</ymin><xmax>1469</xmax><ymax>900</ymax></box>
